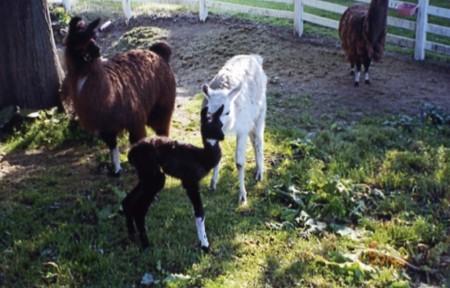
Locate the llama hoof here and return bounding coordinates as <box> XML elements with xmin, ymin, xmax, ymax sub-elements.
<box><xmin>239</xmin><ymin>196</ymin><xmax>248</xmax><ymax>206</ymax></box>
<box><xmin>200</xmin><ymin>244</ymin><xmax>210</xmax><ymax>253</ymax></box>
<box><xmin>254</xmin><ymin>171</ymin><xmax>263</xmax><ymax>182</ymax></box>
<box><xmin>140</xmin><ymin>240</ymin><xmax>150</xmax><ymax>250</ymax></box>
<box><xmin>128</xmin><ymin>233</ymin><xmax>137</xmax><ymax>243</ymax></box>
<box><xmin>354</xmin><ymin>82</ymin><xmax>359</xmax><ymax>87</ymax></box>
<box><xmin>365</xmin><ymin>80</ymin><xmax>371</xmax><ymax>85</ymax></box>
<box><xmin>108</xmin><ymin>168</ymin><xmax>122</xmax><ymax>178</ymax></box>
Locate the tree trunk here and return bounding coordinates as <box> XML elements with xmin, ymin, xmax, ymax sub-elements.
<box><xmin>0</xmin><ymin>0</ymin><xmax>64</xmax><ymax>109</ymax></box>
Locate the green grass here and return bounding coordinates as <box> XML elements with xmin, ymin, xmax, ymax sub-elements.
<box><xmin>1</xmin><ymin>92</ymin><xmax>449</xmax><ymax>287</ymax></box>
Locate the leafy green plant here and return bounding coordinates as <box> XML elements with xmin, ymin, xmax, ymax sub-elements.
<box><xmin>3</xmin><ymin>108</ymin><xmax>95</xmax><ymax>152</ymax></box>
<box><xmin>50</xmin><ymin>6</ymin><xmax>71</xmax><ymax>25</ymax></box>
<box><xmin>108</xmin><ymin>27</ymin><xmax>168</xmax><ymax>55</ymax></box>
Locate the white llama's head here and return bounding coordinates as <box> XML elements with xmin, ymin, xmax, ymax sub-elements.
<box><xmin>202</xmin><ymin>83</ymin><xmax>241</xmax><ymax>133</ymax></box>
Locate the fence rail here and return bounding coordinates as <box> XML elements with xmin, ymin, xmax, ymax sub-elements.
<box><xmin>53</xmin><ymin>0</ymin><xmax>450</xmax><ymax>60</ymax></box>
<box><xmin>297</xmin><ymin>0</ymin><xmax>450</xmax><ymax>59</ymax></box>
<box><xmin>428</xmin><ymin>5</ymin><xmax>450</xmax><ymax>18</ymax></box>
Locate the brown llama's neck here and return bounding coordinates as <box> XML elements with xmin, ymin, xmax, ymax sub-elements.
<box><xmin>367</xmin><ymin>0</ymin><xmax>388</xmax><ymax>43</ymax></box>
<box><xmin>66</xmin><ymin>54</ymin><xmax>102</xmax><ymax>78</ymax></box>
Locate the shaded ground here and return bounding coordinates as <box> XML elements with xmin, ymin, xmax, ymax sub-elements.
<box><xmin>98</xmin><ymin>12</ymin><xmax>450</xmax><ymax>119</ymax></box>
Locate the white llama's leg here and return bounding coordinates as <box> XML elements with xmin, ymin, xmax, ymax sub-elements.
<box><xmin>209</xmin><ymin>163</ymin><xmax>220</xmax><ymax>191</ymax></box>
<box><xmin>251</xmin><ymin>108</ymin><xmax>266</xmax><ymax>181</ymax></box>
<box><xmin>236</xmin><ymin>133</ymin><xmax>248</xmax><ymax>204</ymax></box>
<box><xmin>110</xmin><ymin>147</ymin><xmax>122</xmax><ymax>174</ymax></box>
<box><xmin>195</xmin><ymin>217</ymin><xmax>209</xmax><ymax>249</ymax></box>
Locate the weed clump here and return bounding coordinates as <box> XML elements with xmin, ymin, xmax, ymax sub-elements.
<box><xmin>108</xmin><ymin>27</ymin><xmax>167</xmax><ymax>55</ymax></box>
<box><xmin>2</xmin><ymin>108</ymin><xmax>95</xmax><ymax>152</ymax></box>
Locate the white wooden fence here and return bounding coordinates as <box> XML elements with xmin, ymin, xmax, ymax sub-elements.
<box><xmin>198</xmin><ymin>0</ymin><xmax>450</xmax><ymax>60</ymax></box>
<box><xmin>54</xmin><ymin>0</ymin><xmax>450</xmax><ymax>60</ymax></box>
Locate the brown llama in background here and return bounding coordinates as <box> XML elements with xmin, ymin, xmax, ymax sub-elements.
<box><xmin>63</xmin><ymin>17</ymin><xmax>176</xmax><ymax>175</ymax></box>
<box><xmin>339</xmin><ymin>0</ymin><xmax>388</xmax><ymax>86</ymax></box>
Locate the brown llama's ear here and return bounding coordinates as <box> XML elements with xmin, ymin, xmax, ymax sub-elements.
<box><xmin>86</xmin><ymin>18</ymin><xmax>101</xmax><ymax>34</ymax></box>
<box><xmin>69</xmin><ymin>16</ymin><xmax>84</xmax><ymax>33</ymax></box>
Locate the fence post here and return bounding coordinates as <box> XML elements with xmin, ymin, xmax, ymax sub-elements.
<box><xmin>199</xmin><ymin>0</ymin><xmax>208</xmax><ymax>22</ymax></box>
<box><xmin>62</xmin><ymin>0</ymin><xmax>72</xmax><ymax>12</ymax></box>
<box><xmin>122</xmin><ymin>0</ymin><xmax>133</xmax><ymax>24</ymax></box>
<box><xmin>294</xmin><ymin>0</ymin><xmax>304</xmax><ymax>36</ymax></box>
<box><xmin>414</xmin><ymin>0</ymin><xmax>429</xmax><ymax>60</ymax></box>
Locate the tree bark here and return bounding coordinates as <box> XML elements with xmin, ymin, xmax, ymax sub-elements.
<box><xmin>0</xmin><ymin>0</ymin><xmax>64</xmax><ymax>109</ymax></box>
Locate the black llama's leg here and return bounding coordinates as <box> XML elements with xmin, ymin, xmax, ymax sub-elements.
<box><xmin>122</xmin><ymin>183</ymin><xmax>142</xmax><ymax>242</ymax></box>
<box><xmin>100</xmin><ymin>132</ymin><xmax>121</xmax><ymax>177</ymax></box>
<box><xmin>132</xmin><ymin>185</ymin><xmax>160</xmax><ymax>249</ymax></box>
<box><xmin>133</xmin><ymin>171</ymin><xmax>166</xmax><ymax>249</ymax></box>
<box><xmin>182</xmin><ymin>180</ymin><xmax>209</xmax><ymax>252</ymax></box>
<box><xmin>122</xmin><ymin>191</ymin><xmax>137</xmax><ymax>241</ymax></box>
<box><xmin>354</xmin><ymin>62</ymin><xmax>362</xmax><ymax>87</ymax></box>
<box><xmin>363</xmin><ymin>58</ymin><xmax>371</xmax><ymax>85</ymax></box>
<box><xmin>134</xmin><ymin>213</ymin><xmax>149</xmax><ymax>249</ymax></box>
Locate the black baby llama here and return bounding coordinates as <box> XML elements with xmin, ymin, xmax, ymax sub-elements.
<box><xmin>64</xmin><ymin>17</ymin><xmax>176</xmax><ymax>175</ymax></box>
<box><xmin>339</xmin><ymin>0</ymin><xmax>388</xmax><ymax>86</ymax></box>
<box><xmin>122</xmin><ymin>106</ymin><xmax>225</xmax><ymax>251</ymax></box>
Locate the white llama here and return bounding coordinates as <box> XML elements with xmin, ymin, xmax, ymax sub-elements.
<box><xmin>202</xmin><ymin>54</ymin><xmax>267</xmax><ymax>205</ymax></box>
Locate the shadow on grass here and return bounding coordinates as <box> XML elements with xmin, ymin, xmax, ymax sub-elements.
<box><xmin>0</xmin><ymin>134</ymin><xmax>281</xmax><ymax>286</ymax></box>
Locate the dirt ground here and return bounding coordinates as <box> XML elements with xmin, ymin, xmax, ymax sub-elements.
<box><xmin>2</xmin><ymin>12</ymin><xmax>449</xmax><ymax>193</ymax></box>
<box><xmin>98</xmin><ymin>12</ymin><xmax>450</xmax><ymax>120</ymax></box>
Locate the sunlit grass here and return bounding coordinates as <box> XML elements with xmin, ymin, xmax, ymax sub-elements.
<box><xmin>1</xmin><ymin>89</ymin><xmax>449</xmax><ymax>286</ymax></box>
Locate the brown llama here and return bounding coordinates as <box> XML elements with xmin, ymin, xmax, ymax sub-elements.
<box><xmin>122</xmin><ymin>106</ymin><xmax>225</xmax><ymax>251</ymax></box>
<box><xmin>339</xmin><ymin>0</ymin><xmax>388</xmax><ymax>86</ymax></box>
<box><xmin>64</xmin><ymin>17</ymin><xmax>176</xmax><ymax>175</ymax></box>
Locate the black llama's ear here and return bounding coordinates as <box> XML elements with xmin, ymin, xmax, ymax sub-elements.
<box><xmin>202</xmin><ymin>84</ymin><xmax>210</xmax><ymax>100</ymax></box>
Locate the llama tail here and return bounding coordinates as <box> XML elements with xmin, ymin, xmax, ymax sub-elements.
<box><xmin>150</xmin><ymin>42</ymin><xmax>172</xmax><ymax>63</ymax></box>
